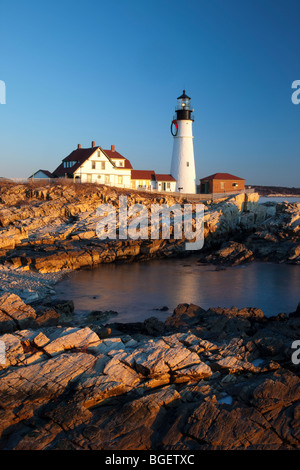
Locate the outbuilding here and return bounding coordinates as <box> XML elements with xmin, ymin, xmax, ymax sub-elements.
<box><xmin>29</xmin><ymin>170</ymin><xmax>53</xmax><ymax>179</ymax></box>
<box><xmin>200</xmin><ymin>173</ymin><xmax>245</xmax><ymax>194</ymax></box>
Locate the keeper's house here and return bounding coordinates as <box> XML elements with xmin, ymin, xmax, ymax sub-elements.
<box><xmin>52</xmin><ymin>143</ymin><xmax>132</xmax><ymax>188</ymax></box>
<box><xmin>47</xmin><ymin>141</ymin><xmax>176</xmax><ymax>192</ymax></box>
<box><xmin>199</xmin><ymin>173</ymin><xmax>245</xmax><ymax>194</ymax></box>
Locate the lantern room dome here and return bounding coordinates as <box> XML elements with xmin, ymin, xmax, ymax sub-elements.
<box><xmin>174</xmin><ymin>90</ymin><xmax>194</xmax><ymax>121</ymax></box>
<box><xmin>177</xmin><ymin>90</ymin><xmax>191</xmax><ymax>100</ymax></box>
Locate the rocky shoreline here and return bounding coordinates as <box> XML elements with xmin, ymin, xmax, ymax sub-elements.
<box><xmin>252</xmin><ymin>185</ymin><xmax>300</xmax><ymax>197</ymax></box>
<box><xmin>0</xmin><ymin>181</ymin><xmax>299</xmax><ymax>304</ymax></box>
<box><xmin>0</xmin><ymin>292</ymin><xmax>299</xmax><ymax>450</ymax></box>
<box><xmin>0</xmin><ymin>181</ymin><xmax>299</xmax><ymax>450</ymax></box>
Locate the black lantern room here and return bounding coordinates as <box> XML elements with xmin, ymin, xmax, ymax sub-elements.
<box><xmin>175</xmin><ymin>90</ymin><xmax>194</xmax><ymax>121</ymax></box>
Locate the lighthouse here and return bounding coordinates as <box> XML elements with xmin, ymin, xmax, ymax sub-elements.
<box><xmin>170</xmin><ymin>90</ymin><xmax>196</xmax><ymax>194</ymax></box>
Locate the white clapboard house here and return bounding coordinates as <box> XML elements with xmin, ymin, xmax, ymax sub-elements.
<box><xmin>52</xmin><ymin>143</ymin><xmax>132</xmax><ymax>188</ymax></box>
<box><xmin>35</xmin><ymin>142</ymin><xmax>176</xmax><ymax>192</ymax></box>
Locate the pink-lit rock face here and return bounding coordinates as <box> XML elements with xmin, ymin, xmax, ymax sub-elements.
<box><xmin>0</xmin><ymin>292</ymin><xmax>299</xmax><ymax>450</ymax></box>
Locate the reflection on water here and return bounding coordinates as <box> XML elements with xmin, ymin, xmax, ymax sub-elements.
<box><xmin>54</xmin><ymin>258</ymin><xmax>300</xmax><ymax>322</ymax></box>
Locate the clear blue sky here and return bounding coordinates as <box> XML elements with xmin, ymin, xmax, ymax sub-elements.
<box><xmin>0</xmin><ymin>0</ymin><xmax>299</xmax><ymax>186</ymax></box>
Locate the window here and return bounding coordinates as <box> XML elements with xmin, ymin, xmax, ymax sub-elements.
<box><xmin>105</xmin><ymin>175</ymin><xmax>110</xmax><ymax>184</ymax></box>
<box><xmin>119</xmin><ymin>161</ymin><xmax>124</xmax><ymax>167</ymax></box>
<box><xmin>167</xmin><ymin>182</ymin><xmax>171</xmax><ymax>189</ymax></box>
<box><xmin>187</xmin><ymin>162</ymin><xmax>189</xmax><ymax>167</ymax></box>
<box><xmin>101</xmin><ymin>162</ymin><xmax>105</xmax><ymax>170</ymax></box>
<box><xmin>92</xmin><ymin>161</ymin><xmax>96</xmax><ymax>170</ymax></box>
<box><xmin>220</xmin><ymin>182</ymin><xmax>225</xmax><ymax>189</ymax></box>
<box><xmin>132</xmin><ymin>180</ymin><xmax>136</xmax><ymax>189</ymax></box>
<box><xmin>97</xmin><ymin>149</ymin><xmax>101</xmax><ymax>157</ymax></box>
<box><xmin>118</xmin><ymin>175</ymin><xmax>123</xmax><ymax>184</ymax></box>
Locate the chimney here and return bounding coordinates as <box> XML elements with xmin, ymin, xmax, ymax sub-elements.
<box><xmin>77</xmin><ymin>144</ymin><xmax>81</xmax><ymax>149</ymax></box>
<box><xmin>111</xmin><ymin>145</ymin><xmax>115</xmax><ymax>152</ymax></box>
<box><xmin>92</xmin><ymin>140</ymin><xmax>95</xmax><ymax>148</ymax></box>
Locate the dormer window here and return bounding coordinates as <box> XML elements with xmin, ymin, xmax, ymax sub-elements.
<box><xmin>63</xmin><ymin>160</ymin><xmax>76</xmax><ymax>168</ymax></box>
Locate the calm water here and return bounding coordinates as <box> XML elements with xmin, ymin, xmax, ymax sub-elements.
<box><xmin>259</xmin><ymin>196</ymin><xmax>300</xmax><ymax>204</ymax></box>
<box><xmin>54</xmin><ymin>257</ymin><xmax>300</xmax><ymax>322</ymax></box>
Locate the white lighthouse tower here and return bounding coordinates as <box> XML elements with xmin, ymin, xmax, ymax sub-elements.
<box><xmin>170</xmin><ymin>90</ymin><xmax>196</xmax><ymax>193</ymax></box>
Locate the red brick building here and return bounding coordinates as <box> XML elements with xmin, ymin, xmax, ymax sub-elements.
<box><xmin>200</xmin><ymin>173</ymin><xmax>245</xmax><ymax>194</ymax></box>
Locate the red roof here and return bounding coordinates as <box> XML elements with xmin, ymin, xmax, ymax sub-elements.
<box><xmin>155</xmin><ymin>174</ymin><xmax>176</xmax><ymax>182</ymax></box>
<box><xmin>103</xmin><ymin>149</ymin><xmax>133</xmax><ymax>169</ymax></box>
<box><xmin>200</xmin><ymin>173</ymin><xmax>245</xmax><ymax>181</ymax></box>
<box><xmin>131</xmin><ymin>170</ymin><xmax>155</xmax><ymax>180</ymax></box>
<box><xmin>53</xmin><ymin>147</ymin><xmax>99</xmax><ymax>177</ymax></box>
<box><xmin>53</xmin><ymin>146</ymin><xmax>133</xmax><ymax>176</ymax></box>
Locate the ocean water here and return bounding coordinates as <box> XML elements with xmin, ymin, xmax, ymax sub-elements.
<box><xmin>259</xmin><ymin>196</ymin><xmax>300</xmax><ymax>204</ymax></box>
<box><xmin>54</xmin><ymin>257</ymin><xmax>300</xmax><ymax>322</ymax></box>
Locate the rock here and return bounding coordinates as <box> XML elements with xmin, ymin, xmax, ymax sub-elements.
<box><xmin>0</xmin><ymin>284</ymin><xmax>299</xmax><ymax>450</ymax></box>
<box><xmin>0</xmin><ymin>293</ymin><xmax>36</xmax><ymax>333</ymax></box>
<box><xmin>215</xmin><ymin>355</ymin><xmax>256</xmax><ymax>374</ymax></box>
<box><xmin>103</xmin><ymin>356</ymin><xmax>141</xmax><ymax>387</ymax></box>
<box><xmin>0</xmin><ymin>333</ymin><xmax>25</xmax><ymax>368</ymax></box>
<box><xmin>124</xmin><ymin>337</ymin><xmax>202</xmax><ymax>378</ymax></box>
<box><xmin>250</xmin><ymin>369</ymin><xmax>300</xmax><ymax>412</ymax></box>
<box><xmin>32</xmin><ymin>332</ymin><xmax>50</xmax><ymax>348</ymax></box>
<box><xmin>165</xmin><ymin>304</ymin><xmax>207</xmax><ymax>329</ymax></box>
<box><xmin>0</xmin><ymin>351</ymin><xmax>96</xmax><ymax>431</ymax></box>
<box><xmin>204</xmin><ymin>241</ymin><xmax>254</xmax><ymax>266</ymax></box>
<box><xmin>290</xmin><ymin>302</ymin><xmax>300</xmax><ymax>317</ymax></box>
<box><xmin>87</xmin><ymin>310</ymin><xmax>118</xmax><ymax>324</ymax></box>
<box><xmin>142</xmin><ymin>317</ymin><xmax>166</xmax><ymax>336</ymax></box>
<box><xmin>173</xmin><ymin>362</ymin><xmax>212</xmax><ymax>382</ymax></box>
<box><xmin>43</xmin><ymin>327</ymin><xmax>101</xmax><ymax>356</ymax></box>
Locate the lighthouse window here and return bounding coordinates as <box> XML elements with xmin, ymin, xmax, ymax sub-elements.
<box><xmin>187</xmin><ymin>162</ymin><xmax>189</xmax><ymax>167</ymax></box>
